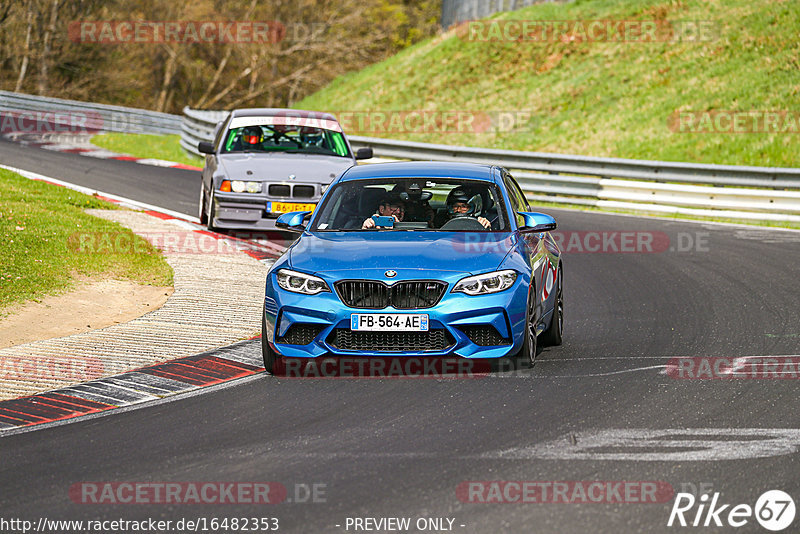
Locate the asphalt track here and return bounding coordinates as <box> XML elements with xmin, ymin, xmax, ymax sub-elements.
<box><xmin>2</xmin><ymin>138</ymin><xmax>800</xmax><ymax>533</ymax></box>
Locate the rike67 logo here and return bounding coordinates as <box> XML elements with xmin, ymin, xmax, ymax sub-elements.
<box><xmin>668</xmin><ymin>490</ymin><xmax>795</xmax><ymax>531</ymax></box>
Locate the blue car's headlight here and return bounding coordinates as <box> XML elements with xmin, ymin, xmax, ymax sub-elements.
<box><xmin>452</xmin><ymin>270</ymin><xmax>517</xmax><ymax>296</ymax></box>
<box><xmin>276</xmin><ymin>269</ymin><xmax>330</xmax><ymax>295</ymax></box>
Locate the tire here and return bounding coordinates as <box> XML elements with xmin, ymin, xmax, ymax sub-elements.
<box><xmin>198</xmin><ymin>183</ymin><xmax>208</xmax><ymax>225</ymax></box>
<box><xmin>205</xmin><ymin>189</ymin><xmax>216</xmax><ymax>231</ymax></box>
<box><xmin>262</xmin><ymin>309</ymin><xmax>281</xmax><ymax>373</ymax></box>
<box><xmin>540</xmin><ymin>265</ymin><xmax>563</xmax><ymax>347</ymax></box>
<box><xmin>513</xmin><ymin>289</ymin><xmax>538</xmax><ymax>368</ymax></box>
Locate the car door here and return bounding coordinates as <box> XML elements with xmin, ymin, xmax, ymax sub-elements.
<box><xmin>505</xmin><ymin>172</ymin><xmax>561</xmax><ymax>321</ymax></box>
<box><xmin>202</xmin><ymin>116</ymin><xmax>230</xmax><ymax>195</ymax></box>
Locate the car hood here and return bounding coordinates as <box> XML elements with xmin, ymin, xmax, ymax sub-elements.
<box><xmin>218</xmin><ymin>153</ymin><xmax>354</xmax><ymax>184</ymax></box>
<box><xmin>288</xmin><ymin>232</ymin><xmax>516</xmax><ymax>276</ymax></box>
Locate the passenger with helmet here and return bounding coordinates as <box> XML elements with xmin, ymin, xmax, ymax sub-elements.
<box><xmin>362</xmin><ymin>193</ymin><xmax>406</xmax><ymax>229</ymax></box>
<box><xmin>443</xmin><ymin>187</ymin><xmax>491</xmax><ymax>229</ymax></box>
<box><xmin>391</xmin><ymin>180</ymin><xmax>435</xmax><ymax>226</ymax></box>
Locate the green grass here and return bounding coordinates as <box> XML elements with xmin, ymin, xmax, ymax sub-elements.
<box><xmin>91</xmin><ymin>133</ymin><xmax>204</xmax><ymax>168</ymax></box>
<box><xmin>298</xmin><ymin>0</ymin><xmax>800</xmax><ymax>168</ymax></box>
<box><xmin>0</xmin><ymin>168</ymin><xmax>173</xmax><ymax>315</ymax></box>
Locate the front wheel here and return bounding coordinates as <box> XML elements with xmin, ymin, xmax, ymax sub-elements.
<box><xmin>261</xmin><ymin>309</ymin><xmax>281</xmax><ymax>373</ymax></box>
<box><xmin>198</xmin><ymin>183</ymin><xmax>208</xmax><ymax>225</ymax></box>
<box><xmin>206</xmin><ymin>189</ymin><xmax>216</xmax><ymax>231</ymax></box>
<box><xmin>540</xmin><ymin>266</ymin><xmax>563</xmax><ymax>347</ymax></box>
<box><xmin>513</xmin><ymin>290</ymin><xmax>537</xmax><ymax>368</ymax></box>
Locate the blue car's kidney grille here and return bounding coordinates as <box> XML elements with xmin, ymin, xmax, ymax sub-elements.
<box><xmin>330</xmin><ymin>329</ymin><xmax>454</xmax><ymax>352</ymax></box>
<box><xmin>334</xmin><ymin>280</ymin><xmax>446</xmax><ymax>310</ymax></box>
<box><xmin>335</xmin><ymin>281</ymin><xmax>390</xmax><ymax>309</ymax></box>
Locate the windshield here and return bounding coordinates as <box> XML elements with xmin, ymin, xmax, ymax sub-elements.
<box><xmin>311</xmin><ymin>178</ymin><xmax>508</xmax><ymax>232</ymax></box>
<box><xmin>222</xmin><ymin>124</ymin><xmax>351</xmax><ymax>157</ymax></box>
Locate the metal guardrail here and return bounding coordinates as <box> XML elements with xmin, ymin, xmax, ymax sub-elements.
<box><xmin>180</xmin><ymin>107</ymin><xmax>229</xmax><ymax>156</ymax></box>
<box><xmin>181</xmin><ymin>107</ymin><xmax>800</xmax><ymax>222</ymax></box>
<box><xmin>2</xmin><ymin>89</ymin><xmax>798</xmax><ymax>221</ymax></box>
<box><xmin>0</xmin><ymin>90</ymin><xmax>182</xmax><ymax>135</ymax></box>
<box><xmin>441</xmin><ymin>0</ymin><xmax>569</xmax><ymax>29</ymax></box>
<box><xmin>346</xmin><ymin>136</ymin><xmax>800</xmax><ymax>189</ymax></box>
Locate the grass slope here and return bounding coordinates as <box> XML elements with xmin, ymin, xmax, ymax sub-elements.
<box><xmin>92</xmin><ymin>133</ymin><xmax>203</xmax><ymax>168</ymax></box>
<box><xmin>0</xmin><ymin>168</ymin><xmax>173</xmax><ymax>314</ymax></box>
<box><xmin>299</xmin><ymin>0</ymin><xmax>799</xmax><ymax>167</ymax></box>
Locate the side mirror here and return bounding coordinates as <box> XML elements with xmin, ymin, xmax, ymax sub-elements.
<box><xmin>355</xmin><ymin>147</ymin><xmax>373</xmax><ymax>160</ymax></box>
<box><xmin>519</xmin><ymin>212</ymin><xmax>557</xmax><ymax>233</ymax></box>
<box><xmin>275</xmin><ymin>211</ymin><xmax>312</xmax><ymax>232</ymax></box>
<box><xmin>198</xmin><ymin>141</ymin><xmax>215</xmax><ymax>154</ymax></box>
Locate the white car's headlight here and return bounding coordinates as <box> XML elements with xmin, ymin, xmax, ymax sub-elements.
<box><xmin>452</xmin><ymin>270</ymin><xmax>517</xmax><ymax>296</ymax></box>
<box><xmin>229</xmin><ymin>180</ymin><xmax>262</xmax><ymax>193</ymax></box>
<box><xmin>276</xmin><ymin>269</ymin><xmax>330</xmax><ymax>295</ymax></box>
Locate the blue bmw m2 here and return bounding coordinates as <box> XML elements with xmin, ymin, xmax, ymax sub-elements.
<box><xmin>262</xmin><ymin>161</ymin><xmax>563</xmax><ymax>372</ymax></box>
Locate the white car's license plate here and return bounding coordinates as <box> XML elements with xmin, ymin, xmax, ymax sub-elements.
<box><xmin>351</xmin><ymin>314</ymin><xmax>429</xmax><ymax>331</ymax></box>
<box><xmin>269</xmin><ymin>201</ymin><xmax>316</xmax><ymax>214</ymax></box>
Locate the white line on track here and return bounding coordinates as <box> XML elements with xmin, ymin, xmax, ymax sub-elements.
<box><xmin>0</xmin><ymin>164</ymin><xmax>201</xmax><ymax>223</ymax></box>
<box><xmin>544</xmin><ymin>204</ymin><xmax>800</xmax><ymax>234</ymax></box>
<box><xmin>490</xmin><ymin>364</ymin><xmax>668</xmax><ymax>378</ymax></box>
<box><xmin>538</xmin><ymin>354</ymin><xmax>800</xmax><ymax>361</ymax></box>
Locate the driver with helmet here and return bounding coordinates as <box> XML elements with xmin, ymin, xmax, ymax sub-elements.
<box><xmin>443</xmin><ymin>187</ymin><xmax>491</xmax><ymax>229</ymax></box>
<box><xmin>239</xmin><ymin>125</ymin><xmax>263</xmax><ymax>147</ymax></box>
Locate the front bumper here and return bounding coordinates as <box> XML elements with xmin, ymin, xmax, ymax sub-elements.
<box><xmin>212</xmin><ymin>191</ymin><xmax>318</xmax><ymax>230</ymax></box>
<box><xmin>264</xmin><ymin>273</ymin><xmax>528</xmax><ymax>359</ymax></box>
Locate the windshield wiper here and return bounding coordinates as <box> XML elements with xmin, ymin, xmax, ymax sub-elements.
<box><xmin>281</xmin><ymin>150</ymin><xmax>342</xmax><ymax>156</ymax></box>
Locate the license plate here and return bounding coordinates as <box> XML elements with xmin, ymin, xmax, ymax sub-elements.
<box><xmin>269</xmin><ymin>202</ymin><xmax>316</xmax><ymax>214</ymax></box>
<box><xmin>351</xmin><ymin>314</ymin><xmax>429</xmax><ymax>332</ymax></box>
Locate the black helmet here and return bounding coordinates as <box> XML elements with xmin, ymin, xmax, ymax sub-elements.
<box><xmin>379</xmin><ymin>193</ymin><xmax>405</xmax><ymax>209</ymax></box>
<box><xmin>241</xmin><ymin>125</ymin><xmax>263</xmax><ymax>145</ymax></box>
<box><xmin>446</xmin><ymin>187</ymin><xmax>474</xmax><ymax>216</ymax></box>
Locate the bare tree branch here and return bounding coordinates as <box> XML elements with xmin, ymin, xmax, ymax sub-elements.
<box><xmin>156</xmin><ymin>46</ymin><xmax>178</xmax><ymax>112</ymax></box>
<box><xmin>14</xmin><ymin>0</ymin><xmax>34</xmax><ymax>92</ymax></box>
<box><xmin>37</xmin><ymin>0</ymin><xmax>61</xmax><ymax>95</ymax></box>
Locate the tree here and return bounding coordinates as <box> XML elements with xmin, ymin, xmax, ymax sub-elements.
<box><xmin>0</xmin><ymin>0</ymin><xmax>442</xmax><ymax>113</ymax></box>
